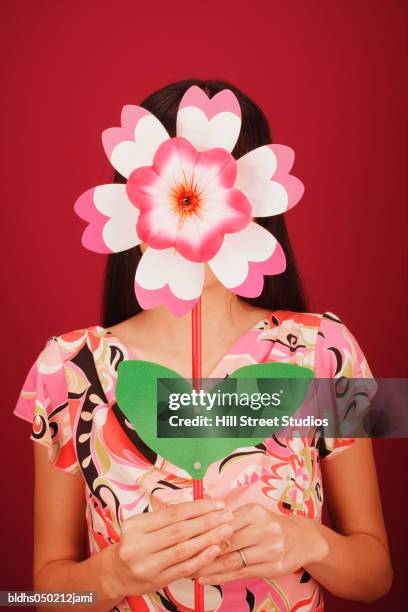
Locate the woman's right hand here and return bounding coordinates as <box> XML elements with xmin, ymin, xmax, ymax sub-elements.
<box><xmin>101</xmin><ymin>498</ymin><xmax>234</xmax><ymax>599</ymax></box>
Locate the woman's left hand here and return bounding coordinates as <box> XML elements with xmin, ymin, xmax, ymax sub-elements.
<box><xmin>195</xmin><ymin>503</ymin><xmax>330</xmax><ymax>585</ymax></box>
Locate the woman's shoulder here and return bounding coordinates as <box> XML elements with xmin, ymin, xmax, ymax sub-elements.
<box><xmin>40</xmin><ymin>324</ymin><xmax>112</xmax><ymax>363</ymax></box>
<box><xmin>267</xmin><ymin>309</ymin><xmax>345</xmax><ymax>334</ymax></box>
<box><xmin>273</xmin><ymin>310</ymin><xmax>374</xmax><ymax>378</ymax></box>
<box><xmin>54</xmin><ymin>323</ymin><xmax>109</xmax><ymax>340</ymax></box>
<box><xmin>262</xmin><ymin>310</ymin><xmax>371</xmax><ymax>371</ymax></box>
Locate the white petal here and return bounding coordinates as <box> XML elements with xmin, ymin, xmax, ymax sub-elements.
<box><xmin>235</xmin><ymin>146</ymin><xmax>288</xmax><ymax>216</ymax></box>
<box><xmin>110</xmin><ymin>115</ymin><xmax>169</xmax><ymax>178</ymax></box>
<box><xmin>236</xmin><ymin>146</ymin><xmax>278</xmax><ymax>179</ymax></box>
<box><xmin>135</xmin><ymin>247</ymin><xmax>204</xmax><ymax>300</ymax></box>
<box><xmin>208</xmin><ymin>222</ymin><xmax>277</xmax><ymax>287</ymax></box>
<box><xmin>177</xmin><ymin>107</ymin><xmax>241</xmax><ymax>152</ymax></box>
<box><xmin>93</xmin><ymin>185</ymin><xmax>141</xmax><ymax>251</ymax></box>
<box><xmin>239</xmin><ymin>180</ymin><xmax>288</xmax><ymax>217</ymax></box>
<box><xmin>169</xmin><ymin>254</ymin><xmax>204</xmax><ymax>300</ymax></box>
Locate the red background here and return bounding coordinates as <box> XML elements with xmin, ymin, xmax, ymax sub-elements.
<box><xmin>2</xmin><ymin>0</ymin><xmax>407</xmax><ymax>609</ymax></box>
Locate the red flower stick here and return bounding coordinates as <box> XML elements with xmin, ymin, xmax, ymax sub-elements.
<box><xmin>191</xmin><ymin>298</ymin><xmax>204</xmax><ymax>612</ymax></box>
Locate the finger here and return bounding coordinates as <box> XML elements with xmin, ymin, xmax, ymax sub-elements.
<box><xmin>197</xmin><ymin>543</ymin><xmax>278</xmax><ymax>578</ymax></box>
<box><xmin>220</xmin><ymin>524</ymin><xmax>261</xmax><ymax>553</ymax></box>
<box><xmin>194</xmin><ymin>522</ymin><xmax>263</xmax><ymax>569</ymax></box>
<box><xmin>134</xmin><ymin>499</ymin><xmax>226</xmax><ymax>532</ymax></box>
<box><xmin>156</xmin><ymin>521</ymin><xmax>234</xmax><ymax>572</ymax></box>
<box><xmin>190</xmin><ymin>538</ymin><xmax>230</xmax><ymax>578</ymax></box>
<box><xmin>229</xmin><ymin>508</ymin><xmax>254</xmax><ymax>532</ymax></box>
<box><xmin>197</xmin><ymin>561</ymin><xmax>270</xmax><ymax>585</ymax></box>
<box><xmin>197</xmin><ymin>546</ymin><xmax>253</xmax><ymax>577</ymax></box>
<box><xmin>159</xmin><ymin>543</ymin><xmax>223</xmax><ymax>585</ymax></box>
<box><xmin>149</xmin><ymin>509</ymin><xmax>234</xmax><ymax>553</ymax></box>
<box><xmin>229</xmin><ymin>503</ymin><xmax>273</xmax><ymax>532</ymax></box>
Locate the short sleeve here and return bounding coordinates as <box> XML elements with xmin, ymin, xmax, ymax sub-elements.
<box><xmin>315</xmin><ymin>312</ymin><xmax>378</xmax><ymax>461</ymax></box>
<box><xmin>13</xmin><ymin>337</ymin><xmax>80</xmax><ymax>474</ymax></box>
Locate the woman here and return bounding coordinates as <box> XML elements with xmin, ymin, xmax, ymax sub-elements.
<box><xmin>14</xmin><ymin>79</ymin><xmax>392</xmax><ymax>611</ymax></box>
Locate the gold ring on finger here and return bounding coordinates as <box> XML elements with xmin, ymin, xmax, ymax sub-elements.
<box><xmin>237</xmin><ymin>548</ymin><xmax>248</xmax><ymax>568</ymax></box>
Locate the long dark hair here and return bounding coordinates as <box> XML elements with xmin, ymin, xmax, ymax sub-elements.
<box><xmin>102</xmin><ymin>78</ymin><xmax>308</xmax><ymax>327</ymax></box>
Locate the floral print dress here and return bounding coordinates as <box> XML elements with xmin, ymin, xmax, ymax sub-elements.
<box><xmin>14</xmin><ymin>310</ymin><xmax>376</xmax><ymax>611</ymax></box>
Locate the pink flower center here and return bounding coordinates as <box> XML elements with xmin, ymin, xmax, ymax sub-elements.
<box><xmin>173</xmin><ymin>183</ymin><xmax>200</xmax><ymax>216</ymax></box>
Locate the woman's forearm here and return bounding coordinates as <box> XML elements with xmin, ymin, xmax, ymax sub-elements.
<box><xmin>301</xmin><ymin>517</ymin><xmax>393</xmax><ymax>602</ymax></box>
<box><xmin>34</xmin><ymin>543</ymin><xmax>123</xmax><ymax>612</ymax></box>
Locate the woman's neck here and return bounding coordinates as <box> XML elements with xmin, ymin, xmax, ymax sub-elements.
<box><xmin>105</xmin><ymin>279</ymin><xmax>271</xmax><ymax>377</ymax></box>
<box><xmin>131</xmin><ymin>283</ymin><xmax>269</xmax><ymax>351</ymax></box>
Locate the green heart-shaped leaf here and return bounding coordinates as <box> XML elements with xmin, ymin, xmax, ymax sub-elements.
<box><xmin>116</xmin><ymin>360</ymin><xmax>313</xmax><ymax>478</ymax></box>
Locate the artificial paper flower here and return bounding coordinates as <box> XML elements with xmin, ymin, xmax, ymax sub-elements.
<box><xmin>74</xmin><ymin>86</ymin><xmax>304</xmax><ymax>316</ymax></box>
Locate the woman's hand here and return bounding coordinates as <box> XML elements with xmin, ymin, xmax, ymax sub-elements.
<box><xmin>100</xmin><ymin>498</ymin><xmax>234</xmax><ymax>599</ymax></box>
<box><xmin>195</xmin><ymin>503</ymin><xmax>329</xmax><ymax>585</ymax></box>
